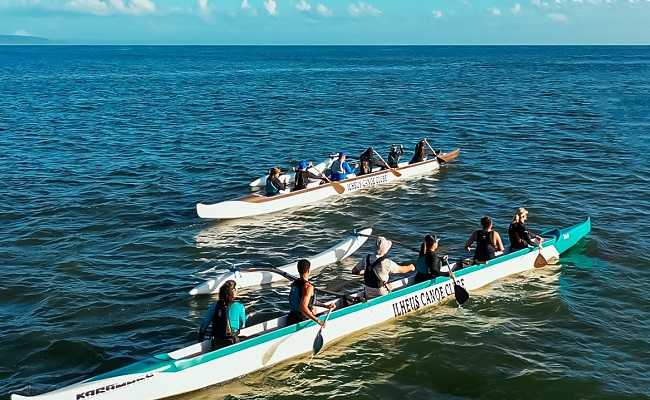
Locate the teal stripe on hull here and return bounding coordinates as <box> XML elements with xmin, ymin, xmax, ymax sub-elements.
<box><xmin>88</xmin><ymin>218</ymin><xmax>591</xmax><ymax>382</ymax></box>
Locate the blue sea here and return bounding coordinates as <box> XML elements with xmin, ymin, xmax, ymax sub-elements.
<box><xmin>1</xmin><ymin>45</ymin><xmax>649</xmax><ymax>399</ymax></box>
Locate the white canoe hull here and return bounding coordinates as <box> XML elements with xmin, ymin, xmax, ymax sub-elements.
<box><xmin>197</xmin><ymin>150</ymin><xmax>460</xmax><ymax>220</ymax></box>
<box><xmin>12</xmin><ymin>219</ymin><xmax>590</xmax><ymax>400</ymax></box>
<box><xmin>188</xmin><ymin>228</ymin><xmax>372</xmax><ymax>296</ymax></box>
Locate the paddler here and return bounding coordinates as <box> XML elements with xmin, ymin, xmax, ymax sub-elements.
<box><xmin>508</xmin><ymin>207</ymin><xmax>542</xmax><ymax>252</ymax></box>
<box><xmin>198</xmin><ymin>280</ymin><xmax>247</xmax><ymax>349</ymax></box>
<box><xmin>329</xmin><ymin>151</ymin><xmax>354</xmax><ymax>181</ymax></box>
<box><xmin>352</xmin><ymin>236</ymin><xmax>415</xmax><ymax>299</ymax></box>
<box><xmin>265</xmin><ymin>167</ymin><xmax>287</xmax><ymax>196</ymax></box>
<box><xmin>293</xmin><ymin>160</ymin><xmax>327</xmax><ymax>191</ymax></box>
<box><xmin>465</xmin><ymin>216</ymin><xmax>505</xmax><ymax>263</ymax></box>
<box><xmin>414</xmin><ymin>234</ymin><xmax>450</xmax><ymax>283</ymax></box>
<box><xmin>287</xmin><ymin>259</ymin><xmax>336</xmax><ymax>326</ymax></box>
<box><xmin>408</xmin><ymin>139</ymin><xmax>428</xmax><ymax>164</ymax></box>
<box><xmin>358</xmin><ymin>147</ymin><xmax>375</xmax><ymax>176</ymax></box>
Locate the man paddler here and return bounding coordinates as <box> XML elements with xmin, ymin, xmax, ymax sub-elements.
<box><xmin>329</xmin><ymin>151</ymin><xmax>354</xmax><ymax>181</ymax></box>
<box><xmin>287</xmin><ymin>259</ymin><xmax>336</xmax><ymax>326</ymax></box>
<box><xmin>352</xmin><ymin>237</ymin><xmax>415</xmax><ymax>299</ymax></box>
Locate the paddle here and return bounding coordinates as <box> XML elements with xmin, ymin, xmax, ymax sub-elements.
<box><xmin>445</xmin><ymin>259</ymin><xmax>469</xmax><ymax>306</ymax></box>
<box><xmin>312</xmin><ymin>308</ymin><xmax>333</xmax><ymax>355</ymax></box>
<box><xmin>307</xmin><ymin>165</ymin><xmax>345</xmax><ymax>195</ymax></box>
<box><xmin>353</xmin><ymin>230</ymin><xmax>470</xmax><ymax>305</ymax></box>
<box><xmin>372</xmin><ymin>149</ymin><xmax>402</xmax><ymax>177</ymax></box>
<box><xmin>533</xmin><ymin>242</ymin><xmax>548</xmax><ymax>268</ymax></box>
<box><xmin>422</xmin><ymin>138</ymin><xmax>448</xmax><ymax>164</ymax></box>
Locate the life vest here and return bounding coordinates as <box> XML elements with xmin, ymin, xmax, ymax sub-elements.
<box><xmin>474</xmin><ymin>230</ymin><xmax>496</xmax><ymax>262</ymax></box>
<box><xmin>265</xmin><ymin>177</ymin><xmax>280</xmax><ymax>195</ymax></box>
<box><xmin>294</xmin><ymin>170</ymin><xmax>310</xmax><ymax>191</ymax></box>
<box><xmin>363</xmin><ymin>255</ymin><xmax>387</xmax><ymax>289</ymax></box>
<box><xmin>288</xmin><ymin>278</ymin><xmax>316</xmax><ymax>312</ymax></box>
<box><xmin>508</xmin><ymin>223</ymin><xmax>528</xmax><ymax>250</ymax></box>
<box><xmin>211</xmin><ymin>301</ymin><xmax>235</xmax><ymax>341</ymax></box>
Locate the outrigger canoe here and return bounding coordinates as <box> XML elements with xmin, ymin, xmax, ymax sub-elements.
<box><xmin>189</xmin><ymin>228</ymin><xmax>372</xmax><ymax>296</ymax></box>
<box><xmin>12</xmin><ymin>218</ymin><xmax>590</xmax><ymax>400</ymax></box>
<box><xmin>196</xmin><ymin>149</ymin><xmax>460</xmax><ymax>220</ymax></box>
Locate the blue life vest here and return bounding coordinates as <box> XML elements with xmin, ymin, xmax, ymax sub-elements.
<box><xmin>265</xmin><ymin>177</ymin><xmax>280</xmax><ymax>196</ymax></box>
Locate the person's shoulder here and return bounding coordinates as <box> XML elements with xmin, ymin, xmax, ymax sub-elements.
<box><xmin>232</xmin><ymin>301</ymin><xmax>245</xmax><ymax>311</ymax></box>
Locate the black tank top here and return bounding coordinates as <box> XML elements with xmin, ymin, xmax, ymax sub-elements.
<box><xmin>474</xmin><ymin>230</ymin><xmax>496</xmax><ymax>262</ymax></box>
<box><xmin>364</xmin><ymin>255</ymin><xmax>386</xmax><ymax>288</ymax></box>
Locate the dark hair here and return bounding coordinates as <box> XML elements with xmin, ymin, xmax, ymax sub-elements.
<box><xmin>218</xmin><ymin>284</ymin><xmax>235</xmax><ymax>305</ymax></box>
<box><xmin>297</xmin><ymin>259</ymin><xmax>311</xmax><ymax>275</ymax></box>
<box><xmin>480</xmin><ymin>216</ymin><xmax>492</xmax><ymax>229</ymax></box>
<box><xmin>420</xmin><ymin>234</ymin><xmax>438</xmax><ymax>272</ymax></box>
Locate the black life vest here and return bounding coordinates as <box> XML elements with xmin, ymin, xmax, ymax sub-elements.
<box><xmin>474</xmin><ymin>230</ymin><xmax>496</xmax><ymax>262</ymax></box>
<box><xmin>508</xmin><ymin>223</ymin><xmax>528</xmax><ymax>250</ymax></box>
<box><xmin>211</xmin><ymin>301</ymin><xmax>235</xmax><ymax>340</ymax></box>
<box><xmin>364</xmin><ymin>255</ymin><xmax>386</xmax><ymax>288</ymax></box>
<box><xmin>294</xmin><ymin>170</ymin><xmax>310</xmax><ymax>191</ymax></box>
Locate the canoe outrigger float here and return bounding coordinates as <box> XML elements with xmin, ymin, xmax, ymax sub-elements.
<box><xmin>12</xmin><ymin>218</ymin><xmax>590</xmax><ymax>400</ymax></box>
<box><xmin>189</xmin><ymin>228</ymin><xmax>372</xmax><ymax>296</ymax></box>
<box><xmin>196</xmin><ymin>149</ymin><xmax>460</xmax><ymax>220</ymax></box>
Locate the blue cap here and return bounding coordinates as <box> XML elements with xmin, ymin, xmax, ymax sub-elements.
<box><xmin>338</xmin><ymin>151</ymin><xmax>347</xmax><ymax>157</ymax></box>
<box><xmin>298</xmin><ymin>160</ymin><xmax>309</xmax><ymax>170</ymax></box>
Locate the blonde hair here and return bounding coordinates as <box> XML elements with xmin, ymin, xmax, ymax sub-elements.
<box><xmin>512</xmin><ymin>207</ymin><xmax>529</xmax><ymax>223</ymax></box>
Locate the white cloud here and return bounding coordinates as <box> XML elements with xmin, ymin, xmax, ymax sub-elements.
<box><xmin>296</xmin><ymin>0</ymin><xmax>310</xmax><ymax>11</ymax></box>
<box><xmin>490</xmin><ymin>6</ymin><xmax>502</xmax><ymax>15</ymax></box>
<box><xmin>348</xmin><ymin>2</ymin><xmax>382</xmax><ymax>16</ymax></box>
<box><xmin>65</xmin><ymin>0</ymin><xmax>155</xmax><ymax>15</ymax></box>
<box><xmin>548</xmin><ymin>12</ymin><xmax>568</xmax><ymax>21</ymax></box>
<box><xmin>432</xmin><ymin>9</ymin><xmax>443</xmax><ymax>18</ymax></box>
<box><xmin>316</xmin><ymin>3</ymin><xmax>332</xmax><ymax>16</ymax></box>
<box><xmin>511</xmin><ymin>3</ymin><xmax>522</xmax><ymax>13</ymax></box>
<box><xmin>197</xmin><ymin>0</ymin><xmax>209</xmax><ymax>16</ymax></box>
<box><xmin>264</xmin><ymin>0</ymin><xmax>276</xmax><ymax>15</ymax></box>
<box><xmin>241</xmin><ymin>0</ymin><xmax>250</xmax><ymax>9</ymax></box>
<box><xmin>66</xmin><ymin>0</ymin><xmax>110</xmax><ymax>15</ymax></box>
<box><xmin>13</xmin><ymin>29</ymin><xmax>32</xmax><ymax>36</ymax></box>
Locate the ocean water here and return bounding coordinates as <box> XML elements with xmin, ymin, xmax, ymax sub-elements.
<box><xmin>0</xmin><ymin>45</ymin><xmax>649</xmax><ymax>399</ymax></box>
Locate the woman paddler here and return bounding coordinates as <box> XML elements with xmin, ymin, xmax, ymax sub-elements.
<box><xmin>465</xmin><ymin>216</ymin><xmax>505</xmax><ymax>263</ymax></box>
<box><xmin>508</xmin><ymin>208</ymin><xmax>542</xmax><ymax>252</ymax></box>
<box><xmin>197</xmin><ymin>280</ymin><xmax>247</xmax><ymax>349</ymax></box>
<box><xmin>265</xmin><ymin>167</ymin><xmax>287</xmax><ymax>196</ymax></box>
<box><xmin>352</xmin><ymin>237</ymin><xmax>415</xmax><ymax>299</ymax></box>
<box><xmin>287</xmin><ymin>259</ymin><xmax>336</xmax><ymax>326</ymax></box>
<box><xmin>414</xmin><ymin>234</ymin><xmax>449</xmax><ymax>283</ymax></box>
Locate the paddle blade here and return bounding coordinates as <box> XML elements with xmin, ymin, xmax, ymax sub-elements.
<box><xmin>454</xmin><ymin>284</ymin><xmax>470</xmax><ymax>305</ymax></box>
<box><xmin>534</xmin><ymin>253</ymin><xmax>548</xmax><ymax>268</ymax></box>
<box><xmin>313</xmin><ymin>330</ymin><xmax>325</xmax><ymax>355</ymax></box>
<box><xmin>332</xmin><ymin>182</ymin><xmax>345</xmax><ymax>194</ymax></box>
<box><xmin>390</xmin><ymin>169</ymin><xmax>402</xmax><ymax>177</ymax></box>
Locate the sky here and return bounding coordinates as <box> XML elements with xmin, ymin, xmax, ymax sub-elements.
<box><xmin>1</xmin><ymin>0</ymin><xmax>649</xmax><ymax>44</ymax></box>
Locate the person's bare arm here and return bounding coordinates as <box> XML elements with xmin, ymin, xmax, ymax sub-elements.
<box><xmin>397</xmin><ymin>263</ymin><xmax>415</xmax><ymax>273</ymax></box>
<box><xmin>299</xmin><ymin>284</ymin><xmax>324</xmax><ymax>326</ymax></box>
<box><xmin>494</xmin><ymin>232</ymin><xmax>505</xmax><ymax>252</ymax></box>
<box><xmin>465</xmin><ymin>231</ymin><xmax>477</xmax><ymax>251</ymax></box>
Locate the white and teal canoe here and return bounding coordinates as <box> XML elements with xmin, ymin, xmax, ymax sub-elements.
<box><xmin>196</xmin><ymin>149</ymin><xmax>460</xmax><ymax>220</ymax></box>
<box><xmin>189</xmin><ymin>228</ymin><xmax>372</xmax><ymax>296</ymax></box>
<box><xmin>12</xmin><ymin>218</ymin><xmax>590</xmax><ymax>400</ymax></box>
